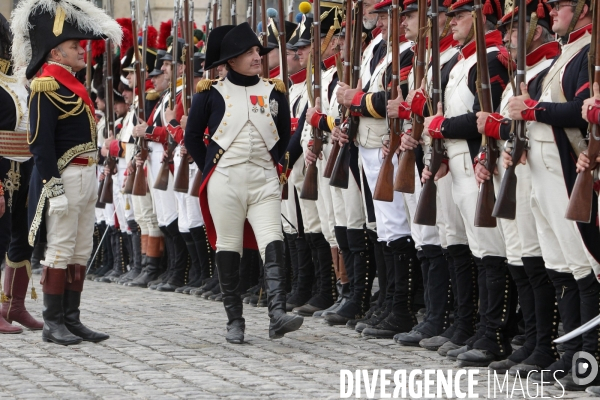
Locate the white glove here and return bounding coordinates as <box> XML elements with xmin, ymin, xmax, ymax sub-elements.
<box><xmin>48</xmin><ymin>194</ymin><xmax>69</xmax><ymax>217</ymax></box>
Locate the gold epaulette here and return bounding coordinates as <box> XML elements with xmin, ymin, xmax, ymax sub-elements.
<box><xmin>30</xmin><ymin>77</ymin><xmax>59</xmax><ymax>93</ymax></box>
<box><xmin>146</xmin><ymin>89</ymin><xmax>160</xmax><ymax>101</ymax></box>
<box><xmin>196</xmin><ymin>78</ymin><xmax>220</xmax><ymax>93</ymax></box>
<box><xmin>264</xmin><ymin>78</ymin><xmax>286</xmax><ymax>93</ymax></box>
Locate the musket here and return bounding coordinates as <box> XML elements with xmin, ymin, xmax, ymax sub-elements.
<box><xmin>100</xmin><ymin>38</ymin><xmax>115</xmax><ymax>204</ymax></box>
<box><xmin>154</xmin><ymin>136</ymin><xmax>178</xmax><ymax>190</ymax></box>
<box><xmin>288</xmin><ymin>0</ymin><xmax>294</xmax><ymax>22</ymax></box>
<box><xmin>231</xmin><ymin>0</ymin><xmax>237</xmax><ymax>25</ymax></box>
<box><xmin>323</xmin><ymin>0</ymin><xmax>353</xmax><ymax>179</ymax></box>
<box><xmin>86</xmin><ymin>40</ymin><xmax>92</xmax><ymax>97</ymax></box>
<box><xmin>413</xmin><ymin>0</ymin><xmax>444</xmax><ymax>225</ymax></box>
<box><xmin>174</xmin><ymin>0</ymin><xmax>193</xmax><ymax>193</ymax></box>
<box><xmin>217</xmin><ymin>0</ymin><xmax>222</xmax><ymax>26</ymax></box>
<box><xmin>206</xmin><ymin>2</ymin><xmax>212</xmax><ymax>36</ymax></box>
<box><xmin>329</xmin><ymin>0</ymin><xmax>363</xmax><ymax>189</ymax></box>
<box><xmin>393</xmin><ymin>0</ymin><xmax>427</xmax><ymax>193</ymax></box>
<box><xmin>492</xmin><ymin>0</ymin><xmax>527</xmax><ymax>219</ymax></box>
<box><xmin>123</xmin><ymin>0</ymin><xmax>139</xmax><ymax>195</ymax></box>
<box><xmin>300</xmin><ymin>0</ymin><xmax>322</xmax><ymax>200</ymax></box>
<box><xmin>261</xmin><ymin>0</ymin><xmax>269</xmax><ymax>77</ymax></box>
<box><xmin>565</xmin><ymin>1</ymin><xmax>600</xmax><ymax>222</ymax></box>
<box><xmin>473</xmin><ymin>0</ymin><xmax>498</xmax><ymax>227</ymax></box>
<box><xmin>170</xmin><ymin>3</ymin><xmax>180</xmax><ymax>110</ymax></box>
<box><xmin>278</xmin><ymin>0</ymin><xmax>290</xmax><ymax>200</ymax></box>
<box><xmin>373</xmin><ymin>0</ymin><xmax>402</xmax><ymax>201</ymax></box>
<box><xmin>131</xmin><ymin>0</ymin><xmax>149</xmax><ymax>197</ymax></box>
<box><xmin>251</xmin><ymin>0</ymin><xmax>258</xmax><ymax>32</ymax></box>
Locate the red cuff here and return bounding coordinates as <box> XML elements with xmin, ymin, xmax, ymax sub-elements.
<box><xmin>411</xmin><ymin>91</ymin><xmax>428</xmax><ymax>118</ymax></box>
<box><xmin>484</xmin><ymin>113</ymin><xmax>507</xmax><ymax>140</ymax></box>
<box><xmin>309</xmin><ymin>110</ymin><xmax>326</xmax><ymax>128</ymax></box>
<box><xmin>428</xmin><ymin>116</ymin><xmax>446</xmax><ymax>139</ymax></box>
<box><xmin>398</xmin><ymin>102</ymin><xmax>411</xmax><ymax>120</ymax></box>
<box><xmin>521</xmin><ymin>99</ymin><xmax>543</xmax><ymax>121</ymax></box>
<box><xmin>351</xmin><ymin>91</ymin><xmax>366</xmax><ymax>108</ymax></box>
<box><xmin>291</xmin><ymin>118</ymin><xmax>299</xmax><ymax>133</ymax></box>
<box><xmin>587</xmin><ymin>101</ymin><xmax>600</xmax><ymax>125</ymax></box>
<box><xmin>109</xmin><ymin>140</ymin><xmax>121</xmax><ymax>158</ymax></box>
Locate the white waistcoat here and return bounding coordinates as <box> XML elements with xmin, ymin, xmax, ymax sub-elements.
<box><xmin>359</xmin><ymin>33</ymin><xmax>384</xmax><ymax>85</ymax></box>
<box><xmin>0</xmin><ymin>72</ymin><xmax>30</xmax><ymax>162</ymax></box>
<box><xmin>211</xmin><ymin>78</ymin><xmax>280</xmax><ymax>152</ymax></box>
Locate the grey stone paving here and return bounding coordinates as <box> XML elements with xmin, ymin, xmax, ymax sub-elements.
<box><xmin>0</xmin><ymin>281</ymin><xmax>597</xmax><ymax>399</ymax></box>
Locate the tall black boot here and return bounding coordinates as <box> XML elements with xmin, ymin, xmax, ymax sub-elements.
<box><xmin>398</xmin><ymin>245</ymin><xmax>451</xmax><ymax>346</ymax></box>
<box><xmin>118</xmin><ymin>221</ymin><xmax>143</xmax><ymax>285</ymax></box>
<box><xmin>294</xmin><ymin>232</ymin><xmax>336</xmax><ymax>315</ymax></box>
<box><xmin>285</xmin><ymin>235</ymin><xmax>315</xmax><ymax>311</ymax></box>
<box><xmin>531</xmin><ymin>270</ymin><xmax>581</xmax><ymax>382</ymax></box>
<box><xmin>489</xmin><ymin>264</ymin><xmax>536</xmax><ymax>372</ymax></box>
<box><xmin>86</xmin><ymin>223</ymin><xmax>101</xmax><ymax>277</ymax></box>
<box><xmin>41</xmin><ymin>267</ymin><xmax>82</xmax><ymax>345</ymax></box>
<box><xmin>176</xmin><ymin>232</ymin><xmax>202</xmax><ymax>293</ymax></box>
<box><xmin>510</xmin><ymin>257</ymin><xmax>560</xmax><ymax>374</ymax></box>
<box><xmin>215</xmin><ymin>251</ymin><xmax>244</xmax><ymax>344</ymax></box>
<box><xmin>89</xmin><ymin>226</ymin><xmax>113</xmax><ymax>280</ymax></box>
<box><xmin>446</xmin><ymin>244</ymin><xmax>478</xmax><ymax>346</ymax></box>
<box><xmin>96</xmin><ymin>227</ymin><xmax>125</xmax><ymax>282</ymax></box>
<box><xmin>326</xmin><ymin>227</ymin><xmax>375</xmax><ymax>325</ymax></box>
<box><xmin>190</xmin><ymin>225</ymin><xmax>214</xmax><ymax>284</ymax></box>
<box><xmin>63</xmin><ymin>264</ymin><xmax>109</xmax><ymax>342</ymax></box>
<box><xmin>284</xmin><ymin>233</ymin><xmax>300</xmax><ymax>297</ymax></box>
<box><xmin>157</xmin><ymin>220</ymin><xmax>190</xmax><ymax>291</ymax></box>
<box><xmin>264</xmin><ymin>241</ymin><xmax>304</xmax><ymax>339</ymax></box>
<box><xmin>363</xmin><ymin>237</ymin><xmax>418</xmax><ymax>338</ymax></box>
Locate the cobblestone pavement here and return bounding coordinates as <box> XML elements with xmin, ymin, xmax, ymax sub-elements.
<box><xmin>0</xmin><ymin>281</ymin><xmax>597</xmax><ymax>399</ymax></box>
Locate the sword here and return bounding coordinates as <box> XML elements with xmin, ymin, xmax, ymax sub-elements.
<box><xmin>554</xmin><ymin>314</ymin><xmax>600</xmax><ymax>343</ymax></box>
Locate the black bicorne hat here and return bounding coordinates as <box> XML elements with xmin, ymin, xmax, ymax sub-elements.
<box><xmin>122</xmin><ymin>45</ymin><xmax>158</xmax><ymax>74</ymax></box>
<box><xmin>267</xmin><ymin>20</ymin><xmax>300</xmax><ymax>49</ymax></box>
<box><xmin>203</xmin><ymin>25</ymin><xmax>236</xmax><ymax>70</ymax></box>
<box><xmin>206</xmin><ymin>23</ymin><xmax>273</xmax><ymax>69</ymax></box>
<box><xmin>161</xmin><ymin>37</ymin><xmax>186</xmax><ymax>63</ymax></box>
<box><xmin>293</xmin><ymin>16</ymin><xmax>314</xmax><ymax>47</ymax></box>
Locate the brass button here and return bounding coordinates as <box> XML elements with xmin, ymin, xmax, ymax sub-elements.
<box><xmin>218</xmin><ymin>149</ymin><xmax>224</xmax><ymax>154</ymax></box>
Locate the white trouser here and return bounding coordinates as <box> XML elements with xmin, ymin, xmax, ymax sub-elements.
<box><xmin>187</xmin><ymin>162</ymin><xmax>204</xmax><ymax>228</ymax></box>
<box><xmin>104</xmin><ymin>202</ymin><xmax>115</xmax><ymax>226</ymax></box>
<box><xmin>146</xmin><ymin>141</ymin><xmax>179</xmax><ymax>227</ymax></box>
<box><xmin>447</xmin><ymin>149</ymin><xmax>505</xmax><ymax>258</ymax></box>
<box><xmin>290</xmin><ymin>155</ymin><xmax>322</xmax><ymax>234</ymax></box>
<box><xmin>359</xmin><ymin>146</ymin><xmax>411</xmax><ymax>243</ymax></box>
<box><xmin>317</xmin><ymin>142</ymin><xmax>337</xmax><ymax>247</ymax></box>
<box><xmin>173</xmin><ymin>147</ymin><xmax>204</xmax><ymax>232</ymax></box>
<box><xmin>436</xmin><ymin>173</ymin><xmax>468</xmax><ymax>249</ymax></box>
<box><xmin>357</xmin><ymin>156</ymin><xmax>376</xmax><ymax>231</ymax></box>
<box><xmin>493</xmin><ymin>151</ymin><xmax>542</xmax><ymax>265</ymax></box>
<box><xmin>42</xmin><ymin>162</ymin><xmax>97</xmax><ymax>269</ymax></box>
<box><xmin>329</xmin><ymin>170</ymin><xmax>365</xmax><ymax>229</ymax></box>
<box><xmin>114</xmin><ymin>160</ymin><xmax>130</xmax><ymax>233</ymax></box>
<box><xmin>528</xmin><ymin>138</ymin><xmax>598</xmax><ymax>279</ymax></box>
<box><xmin>95</xmin><ymin>164</ymin><xmax>105</xmax><ymax>223</ymax></box>
<box><xmin>207</xmin><ymin>163</ymin><xmax>283</xmax><ymax>261</ymax></box>
<box><xmin>132</xmin><ymin>190</ymin><xmax>160</xmax><ymax>237</ymax></box>
<box><xmin>281</xmin><ymin>182</ymin><xmax>298</xmax><ymax>235</ymax></box>
<box><xmin>403</xmin><ymin>163</ymin><xmax>441</xmax><ymax>249</ymax></box>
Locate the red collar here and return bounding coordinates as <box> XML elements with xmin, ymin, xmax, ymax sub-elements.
<box><xmin>371</xmin><ymin>27</ymin><xmax>382</xmax><ymax>39</ymax></box>
<box><xmin>40</xmin><ymin>63</ymin><xmax>96</xmax><ymax>116</ymax></box>
<box><xmin>399</xmin><ymin>34</ymin><xmax>407</xmax><ymax>43</ymax></box>
<box><xmin>290</xmin><ymin>68</ymin><xmax>307</xmax><ymax>84</ymax></box>
<box><xmin>526</xmin><ymin>41</ymin><xmax>561</xmax><ymax>67</ymax></box>
<box><xmin>566</xmin><ymin>23</ymin><xmax>592</xmax><ymax>44</ymax></box>
<box><xmin>269</xmin><ymin>65</ymin><xmax>280</xmax><ymax>79</ymax></box>
<box><xmin>323</xmin><ymin>53</ymin><xmax>338</xmax><ymax>70</ymax></box>
<box><xmin>440</xmin><ymin>34</ymin><xmax>459</xmax><ymax>53</ymax></box>
<box><xmin>459</xmin><ymin>30</ymin><xmax>503</xmax><ymax>60</ymax></box>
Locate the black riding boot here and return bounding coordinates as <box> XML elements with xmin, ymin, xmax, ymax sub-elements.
<box><xmin>157</xmin><ymin>219</ymin><xmax>190</xmax><ymax>291</ymax></box>
<box><xmin>118</xmin><ymin>221</ymin><xmax>143</xmax><ymax>284</ymax></box>
<box><xmin>176</xmin><ymin>232</ymin><xmax>203</xmax><ymax>293</ymax></box>
<box><xmin>285</xmin><ymin>235</ymin><xmax>315</xmax><ymax>311</ymax></box>
<box><xmin>264</xmin><ymin>241</ymin><xmax>304</xmax><ymax>339</ymax></box>
<box><xmin>215</xmin><ymin>251</ymin><xmax>244</xmax><ymax>344</ymax></box>
<box><xmin>190</xmin><ymin>226</ymin><xmax>214</xmax><ymax>284</ymax></box>
<box><xmin>96</xmin><ymin>227</ymin><xmax>126</xmax><ymax>282</ymax></box>
<box><xmin>41</xmin><ymin>267</ymin><xmax>82</xmax><ymax>345</ymax></box>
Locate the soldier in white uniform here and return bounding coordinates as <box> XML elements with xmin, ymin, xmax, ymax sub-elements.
<box><xmin>185</xmin><ymin>23</ymin><xmax>304</xmax><ymax>344</ymax></box>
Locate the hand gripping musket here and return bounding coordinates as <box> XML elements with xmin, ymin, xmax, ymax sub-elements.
<box><xmin>373</xmin><ymin>0</ymin><xmax>402</xmax><ymax>201</ymax></box>
<box><xmin>174</xmin><ymin>0</ymin><xmax>194</xmax><ymax>193</ymax></box>
<box><xmin>473</xmin><ymin>0</ymin><xmax>499</xmax><ymax>227</ymax></box>
<box><xmin>100</xmin><ymin>38</ymin><xmax>116</xmax><ymax>204</ymax></box>
<box><xmin>565</xmin><ymin>1</ymin><xmax>600</xmax><ymax>222</ymax></box>
<box><xmin>492</xmin><ymin>0</ymin><xmax>527</xmax><ymax>219</ymax></box>
<box><xmin>300</xmin><ymin>0</ymin><xmax>323</xmax><ymax>200</ymax></box>
<box><xmin>413</xmin><ymin>0</ymin><xmax>444</xmax><ymax>225</ymax></box>
<box><xmin>323</xmin><ymin>0</ymin><xmax>353</xmax><ymax>179</ymax></box>
<box><xmin>131</xmin><ymin>0</ymin><xmax>149</xmax><ymax>197</ymax></box>
<box><xmin>329</xmin><ymin>0</ymin><xmax>363</xmax><ymax>189</ymax></box>
<box><xmin>393</xmin><ymin>0</ymin><xmax>427</xmax><ymax>193</ymax></box>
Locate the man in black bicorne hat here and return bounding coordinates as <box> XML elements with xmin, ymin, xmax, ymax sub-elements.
<box><xmin>11</xmin><ymin>0</ymin><xmax>121</xmax><ymax>346</ymax></box>
<box><xmin>185</xmin><ymin>22</ymin><xmax>304</xmax><ymax>344</ymax></box>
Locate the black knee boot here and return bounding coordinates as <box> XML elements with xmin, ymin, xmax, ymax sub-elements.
<box><xmin>215</xmin><ymin>251</ymin><xmax>244</xmax><ymax>344</ymax></box>
<box><xmin>531</xmin><ymin>270</ymin><xmax>581</xmax><ymax>382</ymax></box>
<box><xmin>363</xmin><ymin>237</ymin><xmax>418</xmax><ymax>338</ymax></box>
<box><xmin>118</xmin><ymin>221</ymin><xmax>143</xmax><ymax>284</ymax></box>
<box><xmin>41</xmin><ymin>267</ymin><xmax>82</xmax><ymax>345</ymax></box>
<box><xmin>177</xmin><ymin>232</ymin><xmax>202</xmax><ymax>293</ymax></box>
<box><xmin>447</xmin><ymin>244</ymin><xmax>478</xmax><ymax>346</ymax></box>
<box><xmin>88</xmin><ymin>224</ymin><xmax>111</xmax><ymax>280</ymax></box>
<box><xmin>284</xmin><ymin>232</ymin><xmax>300</xmax><ymax>297</ymax></box>
<box><xmin>264</xmin><ymin>241</ymin><xmax>304</xmax><ymax>339</ymax></box>
<box><xmin>158</xmin><ymin>220</ymin><xmax>190</xmax><ymax>291</ymax></box>
<box><xmin>285</xmin><ymin>235</ymin><xmax>315</xmax><ymax>311</ymax></box>
<box><xmin>190</xmin><ymin>225</ymin><xmax>214</xmax><ymax>284</ymax></box>
<box><xmin>96</xmin><ymin>228</ymin><xmax>126</xmax><ymax>282</ymax></box>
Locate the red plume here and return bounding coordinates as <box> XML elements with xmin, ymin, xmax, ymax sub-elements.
<box><xmin>443</xmin><ymin>0</ymin><xmax>453</xmax><ymax>8</ymax></box>
<box><xmin>116</xmin><ymin>18</ymin><xmax>133</xmax><ymax>55</ymax></box>
<box><xmin>158</xmin><ymin>20</ymin><xmax>172</xmax><ymax>50</ymax></box>
<box><xmin>91</xmin><ymin>39</ymin><xmax>106</xmax><ymax>60</ymax></box>
<box><xmin>138</xmin><ymin>25</ymin><xmax>158</xmax><ymax>49</ymax></box>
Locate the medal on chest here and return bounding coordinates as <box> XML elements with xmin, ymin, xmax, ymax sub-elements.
<box><xmin>250</xmin><ymin>95</ymin><xmax>267</xmax><ymax>113</ymax></box>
